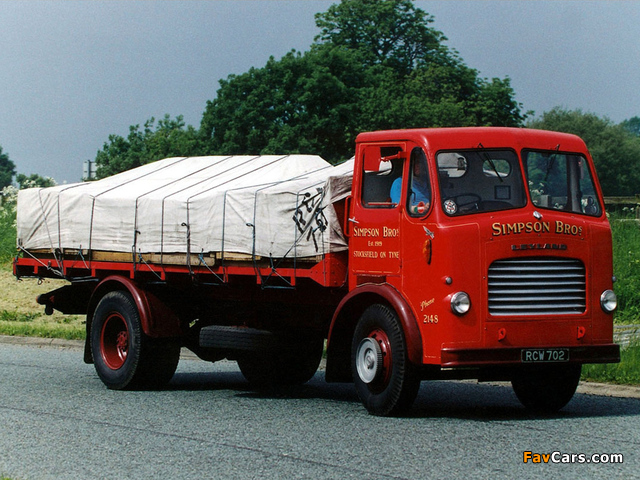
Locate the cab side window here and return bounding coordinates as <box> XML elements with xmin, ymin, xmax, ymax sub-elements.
<box><xmin>361</xmin><ymin>145</ymin><xmax>404</xmax><ymax>208</ymax></box>
<box><xmin>406</xmin><ymin>147</ymin><xmax>431</xmax><ymax>216</ymax></box>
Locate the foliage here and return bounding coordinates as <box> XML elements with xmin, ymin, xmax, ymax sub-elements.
<box><xmin>610</xmin><ymin>212</ymin><xmax>640</xmax><ymax>323</ymax></box>
<box><xmin>621</xmin><ymin>116</ymin><xmax>640</xmax><ymax>137</ymax></box>
<box><xmin>95</xmin><ymin>114</ymin><xmax>203</xmax><ymax>178</ymax></box>
<box><xmin>200</xmin><ymin>0</ymin><xmax>526</xmax><ymax>163</ymax></box>
<box><xmin>201</xmin><ymin>48</ymin><xmax>367</xmax><ymax>161</ymax></box>
<box><xmin>527</xmin><ymin>107</ymin><xmax>640</xmax><ymax>196</ymax></box>
<box><xmin>0</xmin><ymin>145</ymin><xmax>16</xmax><ymax>189</ymax></box>
<box><xmin>582</xmin><ymin>342</ymin><xmax>640</xmax><ymax>385</ymax></box>
<box><xmin>15</xmin><ymin>173</ymin><xmax>57</xmax><ymax>189</ymax></box>
<box><xmin>314</xmin><ymin>0</ymin><xmax>449</xmax><ymax>75</ymax></box>
<box><xmin>0</xmin><ymin>186</ymin><xmax>17</xmax><ymax>263</ymax></box>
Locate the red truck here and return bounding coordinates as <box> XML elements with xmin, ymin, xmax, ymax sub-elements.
<box><xmin>14</xmin><ymin>127</ymin><xmax>620</xmax><ymax>416</ymax></box>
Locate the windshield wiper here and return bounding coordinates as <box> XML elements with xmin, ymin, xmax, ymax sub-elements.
<box><xmin>478</xmin><ymin>143</ymin><xmax>504</xmax><ymax>182</ymax></box>
<box><xmin>544</xmin><ymin>144</ymin><xmax>561</xmax><ymax>182</ymax></box>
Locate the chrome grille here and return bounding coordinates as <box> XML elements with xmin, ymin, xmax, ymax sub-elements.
<box><xmin>488</xmin><ymin>257</ymin><xmax>586</xmax><ymax>316</ymax></box>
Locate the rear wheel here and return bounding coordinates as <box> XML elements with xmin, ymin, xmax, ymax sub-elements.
<box><xmin>91</xmin><ymin>291</ymin><xmax>180</xmax><ymax>390</ymax></box>
<box><xmin>351</xmin><ymin>304</ymin><xmax>420</xmax><ymax>416</ymax></box>
<box><xmin>511</xmin><ymin>364</ymin><xmax>582</xmax><ymax>413</ymax></box>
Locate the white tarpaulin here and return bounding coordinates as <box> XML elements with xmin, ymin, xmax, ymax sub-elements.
<box><xmin>17</xmin><ymin>155</ymin><xmax>354</xmax><ymax>259</ymax></box>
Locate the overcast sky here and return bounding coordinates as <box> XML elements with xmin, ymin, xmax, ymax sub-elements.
<box><xmin>1</xmin><ymin>0</ymin><xmax>638</xmax><ymax>184</ymax></box>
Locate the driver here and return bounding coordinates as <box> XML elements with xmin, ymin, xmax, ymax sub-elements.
<box><xmin>408</xmin><ymin>152</ymin><xmax>430</xmax><ymax>214</ymax></box>
<box><xmin>390</xmin><ymin>149</ymin><xmax>431</xmax><ymax>214</ymax></box>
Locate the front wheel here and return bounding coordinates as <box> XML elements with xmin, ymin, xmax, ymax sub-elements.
<box><xmin>351</xmin><ymin>304</ymin><xmax>420</xmax><ymax>416</ymax></box>
<box><xmin>511</xmin><ymin>364</ymin><xmax>582</xmax><ymax>413</ymax></box>
<box><xmin>91</xmin><ymin>291</ymin><xmax>180</xmax><ymax>390</ymax></box>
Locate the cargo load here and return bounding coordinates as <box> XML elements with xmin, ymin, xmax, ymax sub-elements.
<box><xmin>17</xmin><ymin>155</ymin><xmax>354</xmax><ymax>261</ymax></box>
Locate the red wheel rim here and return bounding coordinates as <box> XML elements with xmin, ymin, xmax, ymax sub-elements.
<box><xmin>368</xmin><ymin>328</ymin><xmax>392</xmax><ymax>387</ymax></box>
<box><xmin>100</xmin><ymin>312</ymin><xmax>129</xmax><ymax>370</ymax></box>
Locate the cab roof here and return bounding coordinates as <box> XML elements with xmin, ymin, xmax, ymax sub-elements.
<box><xmin>355</xmin><ymin>127</ymin><xmax>589</xmax><ymax>154</ymax></box>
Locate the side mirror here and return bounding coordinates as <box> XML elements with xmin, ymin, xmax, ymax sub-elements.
<box><xmin>343</xmin><ymin>195</ymin><xmax>354</xmax><ymax>237</ymax></box>
<box><xmin>381</xmin><ymin>152</ymin><xmax>405</xmax><ymax>162</ymax></box>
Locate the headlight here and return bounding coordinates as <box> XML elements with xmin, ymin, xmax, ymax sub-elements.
<box><xmin>600</xmin><ymin>289</ymin><xmax>617</xmax><ymax>313</ymax></box>
<box><xmin>450</xmin><ymin>292</ymin><xmax>471</xmax><ymax>315</ymax></box>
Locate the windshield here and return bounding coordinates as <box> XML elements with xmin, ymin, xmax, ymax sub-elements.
<box><xmin>437</xmin><ymin>149</ymin><xmax>526</xmax><ymax>216</ymax></box>
<box><xmin>523</xmin><ymin>150</ymin><xmax>602</xmax><ymax>217</ymax></box>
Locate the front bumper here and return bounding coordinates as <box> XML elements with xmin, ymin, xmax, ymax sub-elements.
<box><xmin>441</xmin><ymin>344</ymin><xmax>620</xmax><ymax>368</ymax></box>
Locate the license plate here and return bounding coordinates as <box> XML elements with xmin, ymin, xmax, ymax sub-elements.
<box><xmin>521</xmin><ymin>348</ymin><xmax>570</xmax><ymax>363</ymax></box>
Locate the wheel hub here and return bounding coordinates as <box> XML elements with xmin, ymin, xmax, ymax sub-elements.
<box><xmin>116</xmin><ymin>331</ymin><xmax>129</xmax><ymax>355</ymax></box>
<box><xmin>101</xmin><ymin>313</ymin><xmax>129</xmax><ymax>370</ymax></box>
<box><xmin>356</xmin><ymin>337</ymin><xmax>384</xmax><ymax>384</ymax></box>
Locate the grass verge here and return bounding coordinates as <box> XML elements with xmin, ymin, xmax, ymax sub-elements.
<box><xmin>0</xmin><ymin>264</ymin><xmax>85</xmax><ymax>340</ymax></box>
<box><xmin>610</xmin><ymin>214</ymin><xmax>640</xmax><ymax>323</ymax></box>
<box><xmin>582</xmin><ymin>343</ymin><xmax>640</xmax><ymax>385</ymax></box>
<box><xmin>0</xmin><ymin>319</ymin><xmax>84</xmax><ymax>340</ymax></box>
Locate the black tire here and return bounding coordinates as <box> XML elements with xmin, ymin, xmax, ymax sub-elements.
<box><xmin>351</xmin><ymin>304</ymin><xmax>420</xmax><ymax>416</ymax></box>
<box><xmin>91</xmin><ymin>291</ymin><xmax>180</xmax><ymax>390</ymax></box>
<box><xmin>511</xmin><ymin>364</ymin><xmax>582</xmax><ymax>413</ymax></box>
<box><xmin>238</xmin><ymin>338</ymin><xmax>324</xmax><ymax>388</ymax></box>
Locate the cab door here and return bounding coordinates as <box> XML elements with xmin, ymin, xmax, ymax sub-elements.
<box><xmin>348</xmin><ymin>142</ymin><xmax>406</xmax><ymax>284</ymax></box>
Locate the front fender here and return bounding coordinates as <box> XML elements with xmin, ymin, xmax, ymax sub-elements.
<box><xmin>325</xmin><ymin>283</ymin><xmax>423</xmax><ymax>382</ymax></box>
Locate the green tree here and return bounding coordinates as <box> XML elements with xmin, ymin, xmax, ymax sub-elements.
<box><xmin>201</xmin><ymin>47</ymin><xmax>367</xmax><ymax>161</ymax></box>
<box><xmin>0</xmin><ymin>145</ymin><xmax>16</xmax><ymax>189</ymax></box>
<box><xmin>315</xmin><ymin>0</ymin><xmax>526</xmax><ymax>130</ymax></box>
<box><xmin>16</xmin><ymin>173</ymin><xmax>57</xmax><ymax>189</ymax></box>
<box><xmin>201</xmin><ymin>0</ymin><xmax>525</xmax><ymax>163</ymax></box>
<box><xmin>95</xmin><ymin>115</ymin><xmax>202</xmax><ymax>178</ymax></box>
<box><xmin>621</xmin><ymin>116</ymin><xmax>640</xmax><ymax>137</ymax></box>
<box><xmin>314</xmin><ymin>0</ymin><xmax>449</xmax><ymax>75</ymax></box>
<box><xmin>527</xmin><ymin>107</ymin><xmax>640</xmax><ymax>196</ymax></box>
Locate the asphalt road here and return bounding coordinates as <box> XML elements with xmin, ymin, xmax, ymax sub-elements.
<box><xmin>1</xmin><ymin>343</ymin><xmax>639</xmax><ymax>480</ymax></box>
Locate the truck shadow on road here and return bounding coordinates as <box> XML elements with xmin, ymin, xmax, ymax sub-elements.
<box><xmin>168</xmin><ymin>370</ymin><xmax>640</xmax><ymax>420</ymax></box>
<box><xmin>169</xmin><ymin>370</ymin><xmax>360</xmax><ymax>402</ymax></box>
<box><xmin>408</xmin><ymin>381</ymin><xmax>640</xmax><ymax>421</ymax></box>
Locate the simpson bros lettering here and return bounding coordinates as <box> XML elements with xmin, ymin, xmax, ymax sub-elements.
<box><xmin>492</xmin><ymin>220</ymin><xmax>583</xmax><ymax>237</ymax></box>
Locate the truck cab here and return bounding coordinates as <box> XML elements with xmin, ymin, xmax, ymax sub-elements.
<box><xmin>331</xmin><ymin>127</ymin><xmax>619</xmax><ymax>415</ymax></box>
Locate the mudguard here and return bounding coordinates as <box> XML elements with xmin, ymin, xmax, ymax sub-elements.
<box><xmin>325</xmin><ymin>283</ymin><xmax>423</xmax><ymax>382</ymax></box>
